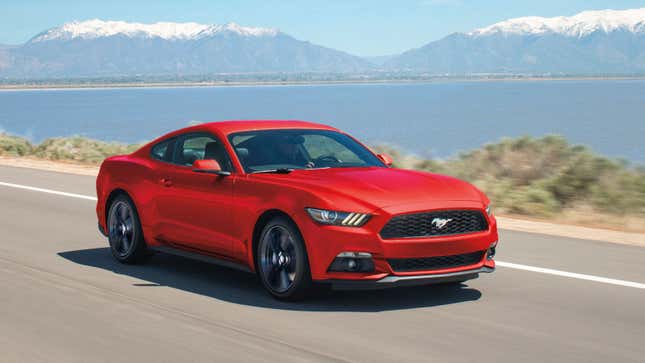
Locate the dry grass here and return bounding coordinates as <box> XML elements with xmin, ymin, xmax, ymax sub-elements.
<box><xmin>1</xmin><ymin>133</ymin><xmax>141</xmax><ymax>164</ymax></box>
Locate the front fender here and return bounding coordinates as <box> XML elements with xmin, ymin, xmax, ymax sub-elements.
<box><xmin>234</xmin><ymin>175</ymin><xmax>376</xmax><ymax>273</ymax></box>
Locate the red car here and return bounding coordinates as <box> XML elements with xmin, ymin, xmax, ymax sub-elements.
<box><xmin>96</xmin><ymin>120</ymin><xmax>497</xmax><ymax>300</ymax></box>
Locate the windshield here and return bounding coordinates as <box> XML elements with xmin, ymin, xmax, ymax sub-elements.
<box><xmin>228</xmin><ymin>129</ymin><xmax>385</xmax><ymax>173</ymax></box>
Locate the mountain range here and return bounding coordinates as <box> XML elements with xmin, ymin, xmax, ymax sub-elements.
<box><xmin>1</xmin><ymin>8</ymin><xmax>645</xmax><ymax>79</ymax></box>
<box><xmin>0</xmin><ymin>20</ymin><xmax>370</xmax><ymax>78</ymax></box>
<box><xmin>386</xmin><ymin>8</ymin><xmax>645</xmax><ymax>74</ymax></box>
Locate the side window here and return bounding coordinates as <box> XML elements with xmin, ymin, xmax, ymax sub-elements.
<box><xmin>150</xmin><ymin>138</ymin><xmax>174</xmax><ymax>162</ymax></box>
<box><xmin>173</xmin><ymin>134</ymin><xmax>233</xmax><ymax>171</ymax></box>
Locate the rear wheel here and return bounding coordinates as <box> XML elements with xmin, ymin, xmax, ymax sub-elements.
<box><xmin>107</xmin><ymin>195</ymin><xmax>149</xmax><ymax>264</ymax></box>
<box><xmin>257</xmin><ymin>217</ymin><xmax>313</xmax><ymax>300</ymax></box>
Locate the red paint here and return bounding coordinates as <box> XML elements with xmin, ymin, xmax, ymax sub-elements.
<box><xmin>96</xmin><ymin>120</ymin><xmax>497</xmax><ymax>282</ymax></box>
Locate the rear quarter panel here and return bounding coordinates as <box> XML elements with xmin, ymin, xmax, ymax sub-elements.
<box><xmin>96</xmin><ymin>155</ymin><xmax>158</xmax><ymax>244</ymax></box>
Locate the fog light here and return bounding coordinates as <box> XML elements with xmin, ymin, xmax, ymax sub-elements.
<box><xmin>487</xmin><ymin>241</ymin><xmax>497</xmax><ymax>260</ymax></box>
<box><xmin>328</xmin><ymin>252</ymin><xmax>375</xmax><ymax>272</ymax></box>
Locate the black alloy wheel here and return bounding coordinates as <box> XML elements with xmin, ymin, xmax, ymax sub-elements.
<box><xmin>257</xmin><ymin>217</ymin><xmax>313</xmax><ymax>300</ymax></box>
<box><xmin>107</xmin><ymin>195</ymin><xmax>148</xmax><ymax>264</ymax></box>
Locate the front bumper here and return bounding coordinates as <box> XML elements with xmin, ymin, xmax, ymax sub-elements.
<box><xmin>299</xmin><ymin>217</ymin><xmax>498</xmax><ymax>281</ymax></box>
<box><xmin>291</xmin><ymin>200</ymin><xmax>499</xmax><ymax>283</ymax></box>
<box><xmin>324</xmin><ymin>266</ymin><xmax>494</xmax><ymax>290</ymax></box>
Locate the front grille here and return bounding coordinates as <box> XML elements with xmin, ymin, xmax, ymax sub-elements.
<box><xmin>380</xmin><ymin>210</ymin><xmax>488</xmax><ymax>239</ymax></box>
<box><xmin>388</xmin><ymin>251</ymin><xmax>485</xmax><ymax>272</ymax></box>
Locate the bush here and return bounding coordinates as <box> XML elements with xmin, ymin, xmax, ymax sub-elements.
<box><xmin>32</xmin><ymin>136</ymin><xmax>141</xmax><ymax>164</ymax></box>
<box><xmin>399</xmin><ymin>135</ymin><xmax>644</xmax><ymax>219</ymax></box>
<box><xmin>0</xmin><ymin>133</ymin><xmax>33</xmax><ymax>156</ymax></box>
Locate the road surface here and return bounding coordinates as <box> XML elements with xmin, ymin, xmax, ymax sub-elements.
<box><xmin>0</xmin><ymin>165</ymin><xmax>643</xmax><ymax>362</ymax></box>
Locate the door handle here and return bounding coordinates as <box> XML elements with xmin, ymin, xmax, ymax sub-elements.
<box><xmin>160</xmin><ymin>177</ymin><xmax>173</xmax><ymax>187</ymax></box>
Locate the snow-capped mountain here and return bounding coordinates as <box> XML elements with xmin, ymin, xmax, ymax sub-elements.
<box><xmin>29</xmin><ymin>19</ymin><xmax>279</xmax><ymax>42</ymax></box>
<box><xmin>386</xmin><ymin>8</ymin><xmax>645</xmax><ymax>74</ymax></box>
<box><xmin>469</xmin><ymin>8</ymin><xmax>645</xmax><ymax>37</ymax></box>
<box><xmin>1</xmin><ymin>19</ymin><xmax>370</xmax><ymax>78</ymax></box>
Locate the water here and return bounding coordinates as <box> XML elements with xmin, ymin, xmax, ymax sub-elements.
<box><xmin>0</xmin><ymin>80</ymin><xmax>643</xmax><ymax>163</ymax></box>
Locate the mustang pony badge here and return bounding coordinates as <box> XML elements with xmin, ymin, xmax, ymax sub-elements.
<box><xmin>431</xmin><ymin>217</ymin><xmax>453</xmax><ymax>229</ymax></box>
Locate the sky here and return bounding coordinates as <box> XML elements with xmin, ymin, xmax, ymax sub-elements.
<box><xmin>2</xmin><ymin>0</ymin><xmax>645</xmax><ymax>56</ymax></box>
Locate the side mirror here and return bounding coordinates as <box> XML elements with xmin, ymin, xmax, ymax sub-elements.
<box><xmin>377</xmin><ymin>153</ymin><xmax>393</xmax><ymax>167</ymax></box>
<box><xmin>192</xmin><ymin>159</ymin><xmax>231</xmax><ymax>176</ymax></box>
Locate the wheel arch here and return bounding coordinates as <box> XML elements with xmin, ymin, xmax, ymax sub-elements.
<box><xmin>250</xmin><ymin>209</ymin><xmax>303</xmax><ymax>272</ymax></box>
<box><xmin>104</xmin><ymin>188</ymin><xmax>132</xmax><ymax>226</ymax></box>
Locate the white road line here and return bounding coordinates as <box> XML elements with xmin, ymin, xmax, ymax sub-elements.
<box><xmin>1</xmin><ymin>180</ymin><xmax>644</xmax><ymax>290</ymax></box>
<box><xmin>495</xmin><ymin>261</ymin><xmax>645</xmax><ymax>290</ymax></box>
<box><xmin>0</xmin><ymin>181</ymin><xmax>98</xmax><ymax>201</ymax></box>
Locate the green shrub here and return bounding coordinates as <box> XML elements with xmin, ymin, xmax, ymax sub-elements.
<box><xmin>504</xmin><ymin>185</ymin><xmax>562</xmax><ymax>217</ymax></box>
<box><xmin>589</xmin><ymin>169</ymin><xmax>645</xmax><ymax>216</ymax></box>
<box><xmin>0</xmin><ymin>133</ymin><xmax>33</xmax><ymax>156</ymax></box>
<box><xmin>384</xmin><ymin>135</ymin><xmax>645</xmax><ymax>219</ymax></box>
<box><xmin>32</xmin><ymin>136</ymin><xmax>141</xmax><ymax>164</ymax></box>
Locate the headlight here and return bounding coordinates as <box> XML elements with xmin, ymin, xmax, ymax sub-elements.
<box><xmin>486</xmin><ymin>204</ymin><xmax>493</xmax><ymax>216</ymax></box>
<box><xmin>305</xmin><ymin>208</ymin><xmax>371</xmax><ymax>227</ymax></box>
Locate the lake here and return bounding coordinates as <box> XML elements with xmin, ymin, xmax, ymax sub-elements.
<box><xmin>0</xmin><ymin>80</ymin><xmax>643</xmax><ymax>163</ymax></box>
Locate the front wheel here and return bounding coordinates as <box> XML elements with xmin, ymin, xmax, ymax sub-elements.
<box><xmin>257</xmin><ymin>217</ymin><xmax>313</xmax><ymax>300</ymax></box>
<box><xmin>107</xmin><ymin>194</ymin><xmax>149</xmax><ymax>264</ymax></box>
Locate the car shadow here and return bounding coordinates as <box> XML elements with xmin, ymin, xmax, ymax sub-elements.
<box><xmin>58</xmin><ymin>247</ymin><xmax>482</xmax><ymax>312</ymax></box>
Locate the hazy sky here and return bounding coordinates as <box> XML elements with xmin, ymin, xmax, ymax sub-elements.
<box><xmin>3</xmin><ymin>0</ymin><xmax>645</xmax><ymax>55</ymax></box>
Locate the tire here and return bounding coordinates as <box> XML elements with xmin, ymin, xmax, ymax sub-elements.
<box><xmin>256</xmin><ymin>216</ymin><xmax>313</xmax><ymax>301</ymax></box>
<box><xmin>107</xmin><ymin>194</ymin><xmax>149</xmax><ymax>264</ymax></box>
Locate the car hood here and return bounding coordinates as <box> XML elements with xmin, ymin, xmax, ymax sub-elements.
<box><xmin>256</xmin><ymin>167</ymin><xmax>484</xmax><ymax>210</ymax></box>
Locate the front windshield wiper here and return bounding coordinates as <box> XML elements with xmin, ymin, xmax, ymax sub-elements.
<box><xmin>250</xmin><ymin>168</ymin><xmax>294</xmax><ymax>174</ymax></box>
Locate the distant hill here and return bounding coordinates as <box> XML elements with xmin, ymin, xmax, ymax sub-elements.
<box><xmin>385</xmin><ymin>8</ymin><xmax>645</xmax><ymax>75</ymax></box>
<box><xmin>0</xmin><ymin>19</ymin><xmax>371</xmax><ymax>78</ymax></box>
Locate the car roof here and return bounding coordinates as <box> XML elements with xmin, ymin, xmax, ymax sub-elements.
<box><xmin>171</xmin><ymin>120</ymin><xmax>339</xmax><ymax>137</ymax></box>
<box><xmin>137</xmin><ymin>120</ymin><xmax>340</xmax><ymax>157</ymax></box>
<box><xmin>208</xmin><ymin>120</ymin><xmax>338</xmax><ymax>135</ymax></box>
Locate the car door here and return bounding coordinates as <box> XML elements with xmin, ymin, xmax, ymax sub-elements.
<box><xmin>154</xmin><ymin>132</ymin><xmax>236</xmax><ymax>258</ymax></box>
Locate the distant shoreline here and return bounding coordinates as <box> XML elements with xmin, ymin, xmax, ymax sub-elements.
<box><xmin>2</xmin><ymin>76</ymin><xmax>645</xmax><ymax>91</ymax></box>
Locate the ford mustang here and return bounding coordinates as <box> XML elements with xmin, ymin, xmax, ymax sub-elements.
<box><xmin>96</xmin><ymin>120</ymin><xmax>498</xmax><ymax>300</ymax></box>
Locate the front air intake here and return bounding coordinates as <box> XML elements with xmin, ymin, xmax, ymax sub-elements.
<box><xmin>380</xmin><ymin>210</ymin><xmax>488</xmax><ymax>239</ymax></box>
<box><xmin>387</xmin><ymin>251</ymin><xmax>486</xmax><ymax>272</ymax></box>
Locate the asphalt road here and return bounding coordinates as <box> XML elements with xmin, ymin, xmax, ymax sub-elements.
<box><xmin>1</xmin><ymin>165</ymin><xmax>644</xmax><ymax>363</ymax></box>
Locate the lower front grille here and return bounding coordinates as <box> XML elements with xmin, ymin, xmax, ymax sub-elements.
<box><xmin>387</xmin><ymin>251</ymin><xmax>486</xmax><ymax>272</ymax></box>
